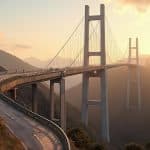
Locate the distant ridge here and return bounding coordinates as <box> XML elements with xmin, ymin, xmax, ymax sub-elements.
<box><xmin>24</xmin><ymin>57</ymin><xmax>46</xmax><ymax>68</ymax></box>
<box><xmin>24</xmin><ymin>56</ymin><xmax>73</xmax><ymax>68</ymax></box>
<box><xmin>0</xmin><ymin>50</ymin><xmax>36</xmax><ymax>72</ymax></box>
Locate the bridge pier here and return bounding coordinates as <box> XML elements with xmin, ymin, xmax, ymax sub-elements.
<box><xmin>50</xmin><ymin>78</ymin><xmax>66</xmax><ymax>131</ymax></box>
<box><xmin>32</xmin><ymin>83</ymin><xmax>38</xmax><ymax>113</ymax></box>
<box><xmin>60</xmin><ymin>78</ymin><xmax>66</xmax><ymax>131</ymax></box>
<box><xmin>50</xmin><ymin>80</ymin><xmax>55</xmax><ymax>120</ymax></box>
<box><xmin>81</xmin><ymin>4</ymin><xmax>110</xmax><ymax>142</ymax></box>
<box><xmin>82</xmin><ymin>73</ymin><xmax>89</xmax><ymax>126</ymax></box>
<box><xmin>9</xmin><ymin>88</ymin><xmax>17</xmax><ymax>100</ymax></box>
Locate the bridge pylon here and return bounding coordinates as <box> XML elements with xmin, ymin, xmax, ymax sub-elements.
<box><xmin>127</xmin><ymin>38</ymin><xmax>141</xmax><ymax>111</ymax></box>
<box><xmin>81</xmin><ymin>4</ymin><xmax>110</xmax><ymax>142</ymax></box>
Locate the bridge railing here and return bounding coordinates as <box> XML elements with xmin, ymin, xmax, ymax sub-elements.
<box><xmin>0</xmin><ymin>93</ymin><xmax>71</xmax><ymax>150</ymax></box>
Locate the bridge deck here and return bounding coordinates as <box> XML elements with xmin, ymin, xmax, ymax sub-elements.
<box><xmin>0</xmin><ymin>64</ymin><xmax>135</xmax><ymax>92</ymax></box>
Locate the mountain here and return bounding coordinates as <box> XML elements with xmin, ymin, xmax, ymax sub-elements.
<box><xmin>66</xmin><ymin>61</ymin><xmax>150</xmax><ymax>147</ymax></box>
<box><xmin>24</xmin><ymin>56</ymin><xmax>73</xmax><ymax>68</ymax></box>
<box><xmin>24</xmin><ymin>57</ymin><xmax>47</xmax><ymax>68</ymax></box>
<box><xmin>0</xmin><ymin>50</ymin><xmax>36</xmax><ymax>72</ymax></box>
<box><xmin>0</xmin><ymin>49</ymin><xmax>80</xmax><ymax>123</ymax></box>
<box><xmin>0</xmin><ymin>50</ymin><xmax>51</xmax><ymax>117</ymax></box>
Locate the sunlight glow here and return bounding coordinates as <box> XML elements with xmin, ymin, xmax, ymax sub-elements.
<box><xmin>0</xmin><ymin>0</ymin><xmax>149</xmax><ymax>61</ymax></box>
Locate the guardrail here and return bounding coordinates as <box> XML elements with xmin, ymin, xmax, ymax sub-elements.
<box><xmin>0</xmin><ymin>93</ymin><xmax>70</xmax><ymax>150</ymax></box>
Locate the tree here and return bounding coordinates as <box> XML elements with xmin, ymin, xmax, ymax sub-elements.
<box><xmin>124</xmin><ymin>143</ymin><xmax>144</xmax><ymax>150</ymax></box>
<box><xmin>145</xmin><ymin>142</ymin><xmax>150</xmax><ymax>150</ymax></box>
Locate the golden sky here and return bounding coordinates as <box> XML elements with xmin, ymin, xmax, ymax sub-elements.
<box><xmin>0</xmin><ymin>0</ymin><xmax>150</xmax><ymax>60</ymax></box>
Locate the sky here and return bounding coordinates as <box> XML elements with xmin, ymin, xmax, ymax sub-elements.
<box><xmin>0</xmin><ymin>0</ymin><xmax>150</xmax><ymax>60</ymax></box>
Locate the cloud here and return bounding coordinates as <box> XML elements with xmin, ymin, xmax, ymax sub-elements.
<box><xmin>14</xmin><ymin>44</ymin><xmax>32</xmax><ymax>49</ymax></box>
<box><xmin>120</xmin><ymin>0</ymin><xmax>150</xmax><ymax>12</ymax></box>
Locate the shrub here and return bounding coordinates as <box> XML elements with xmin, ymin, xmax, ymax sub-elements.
<box><xmin>87</xmin><ymin>142</ymin><xmax>106</xmax><ymax>150</ymax></box>
<box><xmin>124</xmin><ymin>143</ymin><xmax>144</xmax><ymax>150</ymax></box>
<box><xmin>67</xmin><ymin>128</ymin><xmax>91</xmax><ymax>148</ymax></box>
<box><xmin>145</xmin><ymin>142</ymin><xmax>150</xmax><ymax>150</ymax></box>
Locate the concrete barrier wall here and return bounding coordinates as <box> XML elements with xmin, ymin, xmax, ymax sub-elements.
<box><xmin>0</xmin><ymin>93</ymin><xmax>70</xmax><ymax>150</ymax></box>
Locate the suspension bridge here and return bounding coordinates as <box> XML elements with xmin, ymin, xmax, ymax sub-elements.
<box><xmin>0</xmin><ymin>4</ymin><xmax>141</xmax><ymax>146</ymax></box>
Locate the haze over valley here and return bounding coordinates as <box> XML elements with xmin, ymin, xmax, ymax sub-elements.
<box><xmin>1</xmin><ymin>0</ymin><xmax>150</xmax><ymax>149</ymax></box>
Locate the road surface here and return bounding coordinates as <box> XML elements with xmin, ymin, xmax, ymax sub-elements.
<box><xmin>0</xmin><ymin>99</ymin><xmax>62</xmax><ymax>150</ymax></box>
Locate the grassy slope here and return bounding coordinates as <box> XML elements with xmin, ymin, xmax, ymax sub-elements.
<box><xmin>0</xmin><ymin>118</ymin><xmax>24</xmax><ymax>150</ymax></box>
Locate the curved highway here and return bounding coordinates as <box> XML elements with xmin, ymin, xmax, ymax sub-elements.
<box><xmin>0</xmin><ymin>97</ymin><xmax>62</xmax><ymax>150</ymax></box>
<box><xmin>0</xmin><ymin>94</ymin><xmax>70</xmax><ymax>150</ymax></box>
<box><xmin>0</xmin><ymin>64</ymin><xmax>132</xmax><ymax>92</ymax></box>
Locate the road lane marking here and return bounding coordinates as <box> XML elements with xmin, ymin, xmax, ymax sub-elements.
<box><xmin>33</xmin><ymin>133</ymin><xmax>54</xmax><ymax>150</ymax></box>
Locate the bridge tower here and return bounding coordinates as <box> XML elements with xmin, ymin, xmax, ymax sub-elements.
<box><xmin>127</xmin><ymin>38</ymin><xmax>141</xmax><ymax>111</ymax></box>
<box><xmin>81</xmin><ymin>4</ymin><xmax>110</xmax><ymax>142</ymax></box>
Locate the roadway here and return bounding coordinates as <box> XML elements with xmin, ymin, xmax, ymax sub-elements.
<box><xmin>0</xmin><ymin>98</ymin><xmax>62</xmax><ymax>150</ymax></box>
<box><xmin>0</xmin><ymin>64</ymin><xmax>133</xmax><ymax>92</ymax></box>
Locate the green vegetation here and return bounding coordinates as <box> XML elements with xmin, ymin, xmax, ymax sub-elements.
<box><xmin>124</xmin><ymin>143</ymin><xmax>144</xmax><ymax>150</ymax></box>
<box><xmin>0</xmin><ymin>118</ymin><xmax>24</xmax><ymax>150</ymax></box>
<box><xmin>145</xmin><ymin>142</ymin><xmax>150</xmax><ymax>150</ymax></box>
<box><xmin>67</xmin><ymin>128</ymin><xmax>105</xmax><ymax>150</ymax></box>
<box><xmin>68</xmin><ymin>129</ymin><xmax>150</xmax><ymax>150</ymax></box>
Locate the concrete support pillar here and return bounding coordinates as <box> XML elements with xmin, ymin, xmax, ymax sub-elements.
<box><xmin>83</xmin><ymin>5</ymin><xmax>89</xmax><ymax>67</ymax></box>
<box><xmin>127</xmin><ymin>38</ymin><xmax>132</xmax><ymax>110</ymax></box>
<box><xmin>136</xmin><ymin>38</ymin><xmax>141</xmax><ymax>111</ymax></box>
<box><xmin>32</xmin><ymin>83</ymin><xmax>38</xmax><ymax>113</ymax></box>
<box><xmin>60</xmin><ymin>78</ymin><xmax>66</xmax><ymax>131</ymax></box>
<box><xmin>81</xmin><ymin>73</ymin><xmax>89</xmax><ymax>126</ymax></box>
<box><xmin>100</xmin><ymin>70</ymin><xmax>109</xmax><ymax>142</ymax></box>
<box><xmin>126</xmin><ymin>69</ymin><xmax>130</xmax><ymax>110</ymax></box>
<box><xmin>50</xmin><ymin>80</ymin><xmax>55</xmax><ymax>120</ymax></box>
<box><xmin>100</xmin><ymin>4</ymin><xmax>110</xmax><ymax>142</ymax></box>
<box><xmin>81</xmin><ymin>5</ymin><xmax>89</xmax><ymax>126</ymax></box>
<box><xmin>49</xmin><ymin>78</ymin><xmax>66</xmax><ymax>131</ymax></box>
<box><xmin>10</xmin><ymin>88</ymin><xmax>17</xmax><ymax>100</ymax></box>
